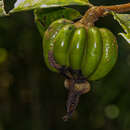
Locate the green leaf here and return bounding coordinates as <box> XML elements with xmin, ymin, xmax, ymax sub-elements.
<box><xmin>34</xmin><ymin>7</ymin><xmax>81</xmax><ymax>37</ymax></box>
<box><xmin>0</xmin><ymin>0</ymin><xmax>7</xmax><ymax>16</ymax></box>
<box><xmin>10</xmin><ymin>0</ymin><xmax>91</xmax><ymax>13</ymax></box>
<box><xmin>112</xmin><ymin>12</ymin><xmax>130</xmax><ymax>44</ymax></box>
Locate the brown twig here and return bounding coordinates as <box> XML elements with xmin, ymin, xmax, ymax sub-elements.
<box><xmin>102</xmin><ymin>3</ymin><xmax>130</xmax><ymax>13</ymax></box>
<box><xmin>76</xmin><ymin>3</ymin><xmax>130</xmax><ymax>27</ymax></box>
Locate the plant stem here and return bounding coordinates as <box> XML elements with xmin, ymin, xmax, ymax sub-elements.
<box><xmin>63</xmin><ymin>79</ymin><xmax>91</xmax><ymax>121</ymax></box>
<box><xmin>78</xmin><ymin>3</ymin><xmax>130</xmax><ymax>27</ymax></box>
<box><xmin>102</xmin><ymin>3</ymin><xmax>130</xmax><ymax>13</ymax></box>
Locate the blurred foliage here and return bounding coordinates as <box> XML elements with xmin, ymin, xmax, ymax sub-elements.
<box><xmin>4</xmin><ymin>0</ymin><xmax>16</xmax><ymax>13</ymax></box>
<box><xmin>34</xmin><ymin>8</ymin><xmax>81</xmax><ymax>37</ymax></box>
<box><xmin>0</xmin><ymin>0</ymin><xmax>130</xmax><ymax>130</ymax></box>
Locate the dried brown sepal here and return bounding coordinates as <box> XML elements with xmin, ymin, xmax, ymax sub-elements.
<box><xmin>74</xmin><ymin>81</ymin><xmax>91</xmax><ymax>94</ymax></box>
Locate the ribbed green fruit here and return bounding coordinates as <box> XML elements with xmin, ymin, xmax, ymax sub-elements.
<box><xmin>88</xmin><ymin>28</ymin><xmax>118</xmax><ymax>80</ymax></box>
<box><xmin>43</xmin><ymin>18</ymin><xmax>118</xmax><ymax>81</ymax></box>
<box><xmin>54</xmin><ymin>24</ymin><xmax>76</xmax><ymax>66</ymax></box>
<box><xmin>43</xmin><ymin>19</ymin><xmax>73</xmax><ymax>72</ymax></box>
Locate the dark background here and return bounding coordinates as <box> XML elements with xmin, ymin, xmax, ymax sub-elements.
<box><xmin>0</xmin><ymin>0</ymin><xmax>130</xmax><ymax>130</ymax></box>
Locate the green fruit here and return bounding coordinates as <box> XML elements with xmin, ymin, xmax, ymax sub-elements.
<box><xmin>43</xmin><ymin>19</ymin><xmax>73</xmax><ymax>72</ymax></box>
<box><xmin>43</xmin><ymin>19</ymin><xmax>118</xmax><ymax>81</ymax></box>
<box><xmin>54</xmin><ymin>24</ymin><xmax>76</xmax><ymax>66</ymax></box>
<box><xmin>88</xmin><ymin>28</ymin><xmax>118</xmax><ymax>80</ymax></box>
<box><xmin>69</xmin><ymin>27</ymin><xmax>87</xmax><ymax>70</ymax></box>
<box><xmin>81</xmin><ymin>27</ymin><xmax>103</xmax><ymax>77</ymax></box>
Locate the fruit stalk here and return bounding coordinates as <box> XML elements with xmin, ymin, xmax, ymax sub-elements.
<box><xmin>63</xmin><ymin>79</ymin><xmax>78</xmax><ymax>121</ymax></box>
<box><xmin>63</xmin><ymin>79</ymin><xmax>91</xmax><ymax>121</ymax></box>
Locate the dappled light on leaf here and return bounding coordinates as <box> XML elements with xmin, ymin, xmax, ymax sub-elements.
<box><xmin>10</xmin><ymin>0</ymin><xmax>90</xmax><ymax>13</ymax></box>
